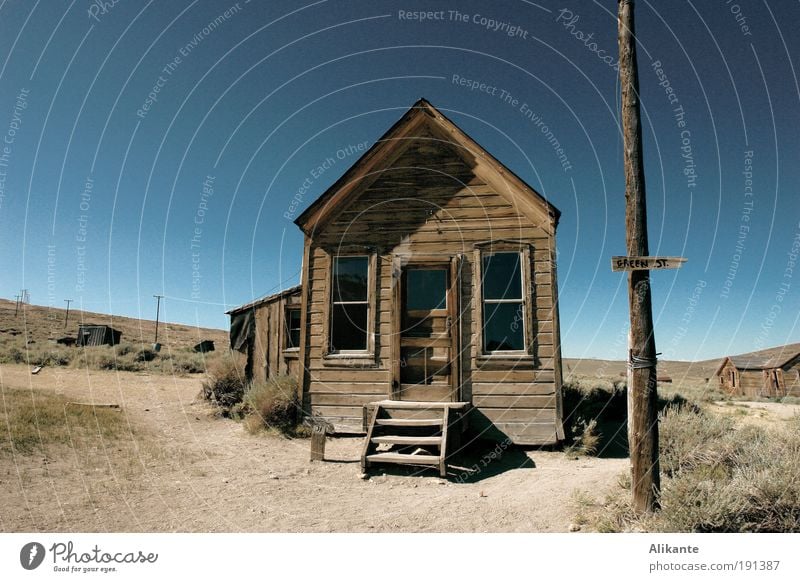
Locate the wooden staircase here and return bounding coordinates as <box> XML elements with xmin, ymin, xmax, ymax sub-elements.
<box><xmin>360</xmin><ymin>401</ymin><xmax>469</xmax><ymax>478</ymax></box>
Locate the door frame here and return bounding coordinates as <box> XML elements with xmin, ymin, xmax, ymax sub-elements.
<box><xmin>390</xmin><ymin>254</ymin><xmax>461</xmax><ymax>402</ymax></box>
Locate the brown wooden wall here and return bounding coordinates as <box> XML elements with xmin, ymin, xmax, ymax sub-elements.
<box><xmin>784</xmin><ymin>359</ymin><xmax>800</xmax><ymax>397</ymax></box>
<box><xmin>717</xmin><ymin>356</ymin><xmax>800</xmax><ymax>398</ymax></box>
<box><xmin>300</xmin><ymin>126</ymin><xmax>563</xmax><ymax>444</ymax></box>
<box><xmin>249</xmin><ymin>292</ymin><xmax>302</xmax><ymax>384</ymax></box>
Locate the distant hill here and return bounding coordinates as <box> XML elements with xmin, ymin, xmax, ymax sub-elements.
<box><xmin>0</xmin><ymin>298</ymin><xmax>229</xmax><ymax>351</ymax></box>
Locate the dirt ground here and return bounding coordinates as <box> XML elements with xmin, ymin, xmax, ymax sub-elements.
<box><xmin>0</xmin><ymin>363</ymin><xmax>628</xmax><ymax>533</ymax></box>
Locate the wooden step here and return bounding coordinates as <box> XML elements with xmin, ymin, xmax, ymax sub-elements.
<box><xmin>371</xmin><ymin>435</ymin><xmax>442</xmax><ymax>446</ymax></box>
<box><xmin>366</xmin><ymin>452</ymin><xmax>440</xmax><ymax>466</ymax></box>
<box><xmin>375</xmin><ymin>418</ymin><xmax>443</xmax><ymax>427</ymax></box>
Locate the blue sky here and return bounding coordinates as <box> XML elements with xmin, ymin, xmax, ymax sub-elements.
<box><xmin>0</xmin><ymin>0</ymin><xmax>797</xmax><ymax>361</ymax></box>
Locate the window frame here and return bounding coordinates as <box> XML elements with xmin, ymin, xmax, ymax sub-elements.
<box><xmin>323</xmin><ymin>252</ymin><xmax>377</xmax><ymax>363</ymax></box>
<box><xmin>283</xmin><ymin>306</ymin><xmax>302</xmax><ymax>352</ymax></box>
<box><xmin>474</xmin><ymin>242</ymin><xmax>533</xmax><ymax>359</ymax></box>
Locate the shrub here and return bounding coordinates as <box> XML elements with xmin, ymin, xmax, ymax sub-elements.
<box><xmin>566</xmin><ymin>418</ymin><xmax>600</xmax><ymax>456</ymax></box>
<box><xmin>134</xmin><ymin>347</ymin><xmax>157</xmax><ymax>362</ymax></box>
<box><xmin>201</xmin><ymin>354</ymin><xmax>247</xmax><ymax>413</ymax></box>
<box><xmin>242</xmin><ymin>375</ymin><xmax>300</xmax><ymax>435</ymax></box>
<box><xmin>586</xmin><ymin>406</ymin><xmax>800</xmax><ymax>532</ymax></box>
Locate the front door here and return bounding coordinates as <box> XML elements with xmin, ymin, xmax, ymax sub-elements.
<box><xmin>394</xmin><ymin>261</ymin><xmax>459</xmax><ymax>401</ymax></box>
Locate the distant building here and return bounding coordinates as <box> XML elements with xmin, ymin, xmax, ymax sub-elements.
<box><xmin>193</xmin><ymin>340</ymin><xmax>216</xmax><ymax>353</ymax></box>
<box><xmin>715</xmin><ymin>352</ymin><xmax>800</xmax><ymax>398</ymax></box>
<box><xmin>77</xmin><ymin>324</ymin><xmax>121</xmax><ymax>347</ymax></box>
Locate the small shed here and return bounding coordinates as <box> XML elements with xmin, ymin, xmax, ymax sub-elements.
<box><xmin>715</xmin><ymin>351</ymin><xmax>800</xmax><ymax>398</ymax></box>
<box><xmin>227</xmin><ymin>285</ymin><xmax>302</xmax><ymax>383</ymax></box>
<box><xmin>77</xmin><ymin>324</ymin><xmax>121</xmax><ymax>347</ymax></box>
<box><xmin>193</xmin><ymin>340</ymin><xmax>215</xmax><ymax>353</ymax></box>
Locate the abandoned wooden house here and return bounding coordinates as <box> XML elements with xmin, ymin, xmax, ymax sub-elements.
<box><xmin>229</xmin><ymin>99</ymin><xmax>564</xmax><ymax>475</ymax></box>
<box><xmin>77</xmin><ymin>324</ymin><xmax>121</xmax><ymax>347</ymax></box>
<box><xmin>715</xmin><ymin>351</ymin><xmax>800</xmax><ymax>398</ymax></box>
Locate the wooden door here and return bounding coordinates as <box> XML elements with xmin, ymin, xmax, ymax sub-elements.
<box><xmin>393</xmin><ymin>260</ymin><xmax>459</xmax><ymax>401</ymax></box>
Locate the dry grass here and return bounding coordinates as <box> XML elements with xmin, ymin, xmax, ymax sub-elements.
<box><xmin>0</xmin><ymin>336</ymin><xmax>218</xmax><ymax>375</ymax></box>
<box><xmin>0</xmin><ymin>384</ymin><xmax>169</xmax><ymax>497</ymax></box>
<box><xmin>242</xmin><ymin>375</ymin><xmax>301</xmax><ymax>436</ymax></box>
<box><xmin>0</xmin><ymin>386</ymin><xmax>133</xmax><ymax>456</ymax></box>
<box><xmin>581</xmin><ymin>407</ymin><xmax>800</xmax><ymax>532</ymax></box>
<box><xmin>200</xmin><ymin>352</ymin><xmax>247</xmax><ymax>413</ymax></box>
<box><xmin>0</xmin><ymin>298</ymin><xmax>228</xmax><ymax>376</ymax></box>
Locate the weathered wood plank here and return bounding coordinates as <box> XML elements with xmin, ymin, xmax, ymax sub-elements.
<box><xmin>309</xmin><ymin>393</ymin><xmax>389</xmax><ymax>406</ymax></box>
<box><xmin>471</xmin><ymin>382</ymin><xmax>556</xmax><ymax>396</ymax></box>
<box><xmin>469</xmin><ymin>416</ymin><xmax>558</xmax><ymax>444</ymax></box>
<box><xmin>477</xmin><ymin>407</ymin><xmax>557</xmax><ymax>423</ymax></box>
<box><xmin>471</xmin><ymin>369</ymin><xmax>554</xmax><ymax>383</ymax></box>
<box><xmin>473</xmin><ymin>395</ymin><xmax>558</xmax><ymax>408</ymax></box>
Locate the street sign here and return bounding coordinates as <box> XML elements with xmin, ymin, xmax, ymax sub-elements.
<box><xmin>611</xmin><ymin>256</ymin><xmax>687</xmax><ymax>272</ymax></box>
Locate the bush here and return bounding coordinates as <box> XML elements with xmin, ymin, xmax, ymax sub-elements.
<box><xmin>134</xmin><ymin>347</ymin><xmax>157</xmax><ymax>362</ymax></box>
<box><xmin>242</xmin><ymin>375</ymin><xmax>300</xmax><ymax>435</ymax></box>
<box><xmin>587</xmin><ymin>406</ymin><xmax>800</xmax><ymax>532</ymax></box>
<box><xmin>201</xmin><ymin>354</ymin><xmax>247</xmax><ymax>413</ymax></box>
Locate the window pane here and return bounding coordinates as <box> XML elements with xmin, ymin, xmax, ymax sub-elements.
<box><xmin>333</xmin><ymin>256</ymin><xmax>368</xmax><ymax>302</ymax></box>
<box><xmin>286</xmin><ymin>310</ymin><xmax>301</xmax><ymax>348</ymax></box>
<box><xmin>406</xmin><ymin>269</ymin><xmax>447</xmax><ymax>310</ymax></box>
<box><xmin>482</xmin><ymin>252</ymin><xmax>522</xmax><ymax>300</ymax></box>
<box><xmin>483</xmin><ymin>302</ymin><xmax>524</xmax><ymax>351</ymax></box>
<box><xmin>330</xmin><ymin>303</ymin><xmax>368</xmax><ymax>351</ymax></box>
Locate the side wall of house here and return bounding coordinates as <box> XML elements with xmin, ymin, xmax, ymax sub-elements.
<box><xmin>782</xmin><ymin>357</ymin><xmax>800</xmax><ymax>397</ymax></box>
<box><xmin>301</xmin><ymin>127</ymin><xmax>561</xmax><ymax>443</ymax></box>
<box><xmin>717</xmin><ymin>360</ymin><xmax>738</xmax><ymax>395</ymax></box>
<box><xmin>249</xmin><ymin>292</ymin><xmax>303</xmax><ymax>385</ymax></box>
<box><xmin>738</xmin><ymin>370</ymin><xmax>765</xmax><ymax>398</ymax></box>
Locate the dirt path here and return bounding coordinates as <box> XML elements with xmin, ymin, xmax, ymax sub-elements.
<box><xmin>0</xmin><ymin>364</ymin><xmax>627</xmax><ymax>532</ymax></box>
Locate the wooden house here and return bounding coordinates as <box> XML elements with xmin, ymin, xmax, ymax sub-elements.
<box><xmin>77</xmin><ymin>324</ymin><xmax>121</xmax><ymax>347</ymax></box>
<box><xmin>229</xmin><ymin>100</ymin><xmax>565</xmax><ymax>474</ymax></box>
<box><xmin>715</xmin><ymin>351</ymin><xmax>800</xmax><ymax>398</ymax></box>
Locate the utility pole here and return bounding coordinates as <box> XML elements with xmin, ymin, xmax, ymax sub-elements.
<box><xmin>618</xmin><ymin>0</ymin><xmax>660</xmax><ymax>514</ymax></box>
<box><xmin>14</xmin><ymin>295</ymin><xmax>20</xmax><ymax>317</ymax></box>
<box><xmin>64</xmin><ymin>299</ymin><xmax>73</xmax><ymax>329</ymax></box>
<box><xmin>153</xmin><ymin>295</ymin><xmax>164</xmax><ymax>346</ymax></box>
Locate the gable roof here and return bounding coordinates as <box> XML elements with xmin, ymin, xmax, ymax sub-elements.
<box><xmin>715</xmin><ymin>351</ymin><xmax>800</xmax><ymax>375</ymax></box>
<box><xmin>294</xmin><ymin>98</ymin><xmax>561</xmax><ymax>236</ymax></box>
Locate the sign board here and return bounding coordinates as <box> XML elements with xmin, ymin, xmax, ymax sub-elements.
<box><xmin>611</xmin><ymin>256</ymin><xmax>687</xmax><ymax>272</ymax></box>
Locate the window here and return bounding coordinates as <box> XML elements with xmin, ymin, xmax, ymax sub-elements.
<box><xmin>481</xmin><ymin>251</ymin><xmax>525</xmax><ymax>352</ymax></box>
<box><xmin>405</xmin><ymin>268</ymin><xmax>447</xmax><ymax>311</ymax></box>
<box><xmin>285</xmin><ymin>308</ymin><xmax>301</xmax><ymax>349</ymax></box>
<box><xmin>329</xmin><ymin>256</ymin><xmax>369</xmax><ymax>352</ymax></box>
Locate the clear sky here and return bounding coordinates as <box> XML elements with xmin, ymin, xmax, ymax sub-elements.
<box><xmin>0</xmin><ymin>0</ymin><xmax>797</xmax><ymax>361</ymax></box>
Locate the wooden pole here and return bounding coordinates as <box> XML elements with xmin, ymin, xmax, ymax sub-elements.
<box><xmin>64</xmin><ymin>299</ymin><xmax>73</xmax><ymax>329</ymax></box>
<box><xmin>14</xmin><ymin>295</ymin><xmax>20</xmax><ymax>317</ymax></box>
<box><xmin>618</xmin><ymin>0</ymin><xmax>660</xmax><ymax>514</ymax></box>
<box><xmin>153</xmin><ymin>294</ymin><xmax>163</xmax><ymax>344</ymax></box>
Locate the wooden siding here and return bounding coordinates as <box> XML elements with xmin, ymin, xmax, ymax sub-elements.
<box><xmin>248</xmin><ymin>291</ymin><xmax>302</xmax><ymax>385</ymax></box>
<box><xmin>302</xmin><ymin>124</ymin><xmax>561</xmax><ymax>443</ymax></box>
<box><xmin>716</xmin><ymin>355</ymin><xmax>800</xmax><ymax>398</ymax></box>
<box><xmin>785</xmin><ymin>358</ymin><xmax>800</xmax><ymax>397</ymax></box>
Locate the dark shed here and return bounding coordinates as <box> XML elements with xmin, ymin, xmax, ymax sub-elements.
<box><xmin>193</xmin><ymin>340</ymin><xmax>216</xmax><ymax>353</ymax></box>
<box><xmin>77</xmin><ymin>324</ymin><xmax>121</xmax><ymax>347</ymax></box>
